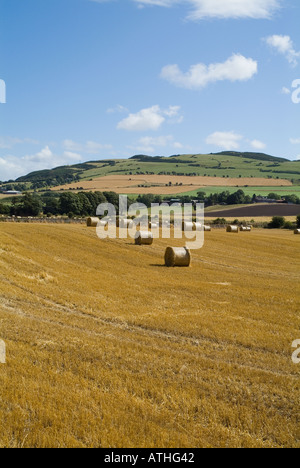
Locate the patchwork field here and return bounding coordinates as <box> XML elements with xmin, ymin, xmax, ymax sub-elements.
<box><xmin>205</xmin><ymin>203</ymin><xmax>300</xmax><ymax>219</ymax></box>
<box><xmin>52</xmin><ymin>175</ymin><xmax>292</xmax><ymax>195</ymax></box>
<box><xmin>0</xmin><ymin>224</ymin><xmax>299</xmax><ymax>448</ymax></box>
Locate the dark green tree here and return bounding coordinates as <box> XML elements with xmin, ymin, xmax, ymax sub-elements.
<box><xmin>268</xmin><ymin>216</ymin><xmax>285</xmax><ymax>229</ymax></box>
<box><xmin>14</xmin><ymin>193</ymin><xmax>42</xmax><ymax>216</ymax></box>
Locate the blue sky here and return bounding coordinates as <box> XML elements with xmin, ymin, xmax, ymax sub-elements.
<box><xmin>0</xmin><ymin>0</ymin><xmax>300</xmax><ymax>180</ymax></box>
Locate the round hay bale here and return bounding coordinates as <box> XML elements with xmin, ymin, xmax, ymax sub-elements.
<box><xmin>227</xmin><ymin>225</ymin><xmax>239</xmax><ymax>233</ymax></box>
<box><xmin>135</xmin><ymin>231</ymin><xmax>154</xmax><ymax>245</ymax></box>
<box><xmin>87</xmin><ymin>217</ymin><xmax>99</xmax><ymax>227</ymax></box>
<box><xmin>294</xmin><ymin>229</ymin><xmax>300</xmax><ymax>235</ymax></box>
<box><xmin>165</xmin><ymin>247</ymin><xmax>191</xmax><ymax>267</ymax></box>
<box><xmin>149</xmin><ymin>222</ymin><xmax>159</xmax><ymax>229</ymax></box>
<box><xmin>240</xmin><ymin>226</ymin><xmax>251</xmax><ymax>231</ymax></box>
<box><xmin>203</xmin><ymin>225</ymin><xmax>211</xmax><ymax>231</ymax></box>
<box><xmin>193</xmin><ymin>222</ymin><xmax>202</xmax><ymax>231</ymax></box>
<box><xmin>182</xmin><ymin>221</ymin><xmax>194</xmax><ymax>231</ymax></box>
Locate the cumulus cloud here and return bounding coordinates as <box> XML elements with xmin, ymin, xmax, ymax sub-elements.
<box><xmin>0</xmin><ymin>146</ymin><xmax>83</xmax><ymax>181</ymax></box>
<box><xmin>265</xmin><ymin>35</ymin><xmax>300</xmax><ymax>67</ymax></box>
<box><xmin>128</xmin><ymin>0</ymin><xmax>281</xmax><ymax>20</ymax></box>
<box><xmin>206</xmin><ymin>131</ymin><xmax>243</xmax><ymax>149</ymax></box>
<box><xmin>250</xmin><ymin>139</ymin><xmax>266</xmax><ymax>150</ymax></box>
<box><xmin>206</xmin><ymin>131</ymin><xmax>267</xmax><ymax>151</ymax></box>
<box><xmin>161</xmin><ymin>54</ymin><xmax>258</xmax><ymax>90</ymax></box>
<box><xmin>290</xmin><ymin>138</ymin><xmax>300</xmax><ymax>145</ymax></box>
<box><xmin>117</xmin><ymin>105</ymin><xmax>182</xmax><ymax>131</ymax></box>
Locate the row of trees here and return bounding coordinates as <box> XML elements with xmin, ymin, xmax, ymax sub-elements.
<box><xmin>0</xmin><ymin>191</ymin><xmax>122</xmax><ymax>217</ymax></box>
<box><xmin>1</xmin><ymin>190</ymin><xmax>300</xmax><ymax>218</ymax></box>
<box><xmin>204</xmin><ymin>190</ymin><xmax>253</xmax><ymax>206</ymax></box>
<box><xmin>201</xmin><ymin>191</ymin><xmax>300</xmax><ymax>206</ymax></box>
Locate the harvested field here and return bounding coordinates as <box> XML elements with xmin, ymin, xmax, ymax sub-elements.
<box><xmin>206</xmin><ymin>203</ymin><xmax>300</xmax><ymax>218</ymax></box>
<box><xmin>52</xmin><ymin>175</ymin><xmax>292</xmax><ymax>195</ymax></box>
<box><xmin>0</xmin><ymin>194</ymin><xmax>19</xmax><ymax>200</ymax></box>
<box><xmin>0</xmin><ymin>224</ymin><xmax>299</xmax><ymax>448</ymax></box>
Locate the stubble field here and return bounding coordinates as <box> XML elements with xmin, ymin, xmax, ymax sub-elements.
<box><xmin>0</xmin><ymin>224</ymin><xmax>299</xmax><ymax>448</ymax></box>
<box><xmin>52</xmin><ymin>174</ymin><xmax>292</xmax><ymax>195</ymax></box>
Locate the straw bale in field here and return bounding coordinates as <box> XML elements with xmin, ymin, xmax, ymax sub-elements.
<box><xmin>165</xmin><ymin>247</ymin><xmax>191</xmax><ymax>267</ymax></box>
<box><xmin>87</xmin><ymin>217</ymin><xmax>99</xmax><ymax>227</ymax></box>
<box><xmin>135</xmin><ymin>231</ymin><xmax>154</xmax><ymax>245</ymax></box>
<box><xmin>227</xmin><ymin>225</ymin><xmax>239</xmax><ymax>233</ymax></box>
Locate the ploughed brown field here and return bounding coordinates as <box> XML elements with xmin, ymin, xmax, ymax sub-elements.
<box><xmin>52</xmin><ymin>175</ymin><xmax>292</xmax><ymax>194</ymax></box>
<box><xmin>206</xmin><ymin>203</ymin><xmax>300</xmax><ymax>218</ymax></box>
<box><xmin>0</xmin><ymin>224</ymin><xmax>299</xmax><ymax>448</ymax></box>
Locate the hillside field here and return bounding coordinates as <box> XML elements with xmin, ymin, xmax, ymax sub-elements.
<box><xmin>0</xmin><ymin>224</ymin><xmax>299</xmax><ymax>448</ymax></box>
<box><xmin>205</xmin><ymin>203</ymin><xmax>300</xmax><ymax>219</ymax></box>
<box><xmin>51</xmin><ymin>174</ymin><xmax>292</xmax><ymax>195</ymax></box>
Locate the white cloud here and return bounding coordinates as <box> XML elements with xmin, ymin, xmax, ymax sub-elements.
<box><xmin>22</xmin><ymin>145</ymin><xmax>54</xmax><ymax>163</ymax></box>
<box><xmin>290</xmin><ymin>138</ymin><xmax>300</xmax><ymax>145</ymax></box>
<box><xmin>250</xmin><ymin>139</ymin><xmax>266</xmax><ymax>150</ymax></box>
<box><xmin>131</xmin><ymin>0</ymin><xmax>281</xmax><ymax>20</ymax></box>
<box><xmin>63</xmin><ymin>139</ymin><xmax>113</xmax><ymax>154</ymax></box>
<box><xmin>265</xmin><ymin>35</ymin><xmax>300</xmax><ymax>67</ymax></box>
<box><xmin>206</xmin><ymin>131</ymin><xmax>267</xmax><ymax>151</ymax></box>
<box><xmin>117</xmin><ymin>105</ymin><xmax>182</xmax><ymax>131</ymax></box>
<box><xmin>161</xmin><ymin>54</ymin><xmax>258</xmax><ymax>90</ymax></box>
<box><xmin>206</xmin><ymin>131</ymin><xmax>243</xmax><ymax>149</ymax></box>
<box><xmin>163</xmin><ymin>105</ymin><xmax>181</xmax><ymax>117</ymax></box>
<box><xmin>281</xmin><ymin>86</ymin><xmax>291</xmax><ymax>94</ymax></box>
<box><xmin>0</xmin><ymin>146</ymin><xmax>83</xmax><ymax>181</ymax></box>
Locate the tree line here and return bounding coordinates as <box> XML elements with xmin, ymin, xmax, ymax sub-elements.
<box><xmin>0</xmin><ymin>191</ymin><xmax>122</xmax><ymax>217</ymax></box>
<box><xmin>0</xmin><ymin>189</ymin><xmax>299</xmax><ymax>217</ymax></box>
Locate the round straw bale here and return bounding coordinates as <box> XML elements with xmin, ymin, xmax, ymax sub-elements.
<box><xmin>149</xmin><ymin>222</ymin><xmax>159</xmax><ymax>229</ymax></box>
<box><xmin>165</xmin><ymin>247</ymin><xmax>191</xmax><ymax>267</ymax></box>
<box><xmin>203</xmin><ymin>225</ymin><xmax>211</xmax><ymax>231</ymax></box>
<box><xmin>135</xmin><ymin>231</ymin><xmax>154</xmax><ymax>245</ymax></box>
<box><xmin>240</xmin><ymin>226</ymin><xmax>251</xmax><ymax>231</ymax></box>
<box><xmin>227</xmin><ymin>225</ymin><xmax>239</xmax><ymax>233</ymax></box>
<box><xmin>193</xmin><ymin>222</ymin><xmax>202</xmax><ymax>231</ymax></box>
<box><xmin>87</xmin><ymin>217</ymin><xmax>99</xmax><ymax>227</ymax></box>
<box><xmin>182</xmin><ymin>221</ymin><xmax>194</xmax><ymax>231</ymax></box>
<box><xmin>294</xmin><ymin>229</ymin><xmax>300</xmax><ymax>235</ymax></box>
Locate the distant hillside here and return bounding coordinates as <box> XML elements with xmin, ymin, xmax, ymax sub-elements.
<box><xmin>213</xmin><ymin>151</ymin><xmax>288</xmax><ymax>163</ymax></box>
<box><xmin>130</xmin><ymin>151</ymin><xmax>288</xmax><ymax>163</ymax></box>
<box><xmin>11</xmin><ymin>151</ymin><xmax>300</xmax><ymax>190</ymax></box>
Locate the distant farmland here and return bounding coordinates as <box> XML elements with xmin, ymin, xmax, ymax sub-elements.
<box><xmin>205</xmin><ymin>203</ymin><xmax>300</xmax><ymax>218</ymax></box>
<box><xmin>51</xmin><ymin>174</ymin><xmax>292</xmax><ymax>195</ymax></box>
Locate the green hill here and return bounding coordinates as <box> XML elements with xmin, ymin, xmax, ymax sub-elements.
<box><xmin>10</xmin><ymin>152</ymin><xmax>300</xmax><ymax>190</ymax></box>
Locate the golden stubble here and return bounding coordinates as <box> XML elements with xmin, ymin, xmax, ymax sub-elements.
<box><xmin>0</xmin><ymin>224</ymin><xmax>299</xmax><ymax>448</ymax></box>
